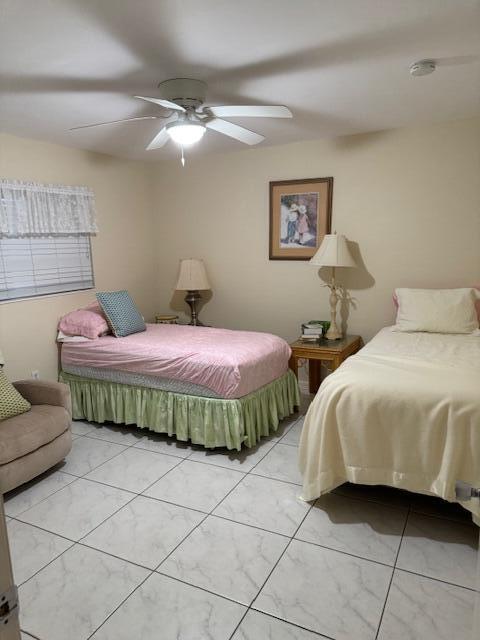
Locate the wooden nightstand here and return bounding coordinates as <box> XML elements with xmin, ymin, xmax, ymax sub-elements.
<box><xmin>289</xmin><ymin>335</ymin><xmax>363</xmax><ymax>394</ymax></box>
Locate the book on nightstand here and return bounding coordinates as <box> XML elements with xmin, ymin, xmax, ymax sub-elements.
<box><xmin>300</xmin><ymin>321</ymin><xmax>323</xmax><ymax>342</ymax></box>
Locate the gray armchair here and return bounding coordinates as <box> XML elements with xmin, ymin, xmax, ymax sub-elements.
<box><xmin>0</xmin><ymin>380</ymin><xmax>72</xmax><ymax>494</ymax></box>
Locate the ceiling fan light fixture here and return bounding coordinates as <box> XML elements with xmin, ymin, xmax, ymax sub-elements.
<box><xmin>166</xmin><ymin>121</ymin><xmax>206</xmax><ymax>145</ymax></box>
<box><xmin>409</xmin><ymin>59</ymin><xmax>436</xmax><ymax>76</ymax></box>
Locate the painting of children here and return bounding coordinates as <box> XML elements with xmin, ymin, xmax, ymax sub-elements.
<box><xmin>279</xmin><ymin>192</ymin><xmax>319</xmax><ymax>248</ymax></box>
<box><xmin>270</xmin><ymin>177</ymin><xmax>333</xmax><ymax>260</ymax></box>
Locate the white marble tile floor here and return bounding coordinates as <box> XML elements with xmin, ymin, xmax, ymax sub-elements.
<box><xmin>3</xmin><ymin>407</ymin><xmax>478</xmax><ymax>640</ymax></box>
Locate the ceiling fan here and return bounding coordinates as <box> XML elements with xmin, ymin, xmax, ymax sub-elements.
<box><xmin>71</xmin><ymin>78</ymin><xmax>292</xmax><ymax>162</ymax></box>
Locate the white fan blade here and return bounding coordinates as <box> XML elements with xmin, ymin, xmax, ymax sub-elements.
<box><xmin>70</xmin><ymin>116</ymin><xmax>159</xmax><ymax>131</ymax></box>
<box><xmin>205</xmin><ymin>105</ymin><xmax>292</xmax><ymax>119</ymax></box>
<box><xmin>205</xmin><ymin>118</ymin><xmax>264</xmax><ymax>145</ymax></box>
<box><xmin>134</xmin><ymin>95</ymin><xmax>185</xmax><ymax>112</ymax></box>
<box><xmin>146</xmin><ymin>126</ymin><xmax>170</xmax><ymax>150</ymax></box>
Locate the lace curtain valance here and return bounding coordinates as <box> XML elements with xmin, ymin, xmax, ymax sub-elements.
<box><xmin>0</xmin><ymin>180</ymin><xmax>98</xmax><ymax>237</ymax></box>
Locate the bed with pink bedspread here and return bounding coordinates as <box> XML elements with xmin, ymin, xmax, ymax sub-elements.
<box><xmin>59</xmin><ymin>324</ymin><xmax>299</xmax><ymax>450</ymax></box>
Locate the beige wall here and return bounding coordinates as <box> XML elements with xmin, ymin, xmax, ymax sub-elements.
<box><xmin>0</xmin><ymin>133</ymin><xmax>156</xmax><ymax>381</ymax></box>
<box><xmin>151</xmin><ymin>116</ymin><xmax>480</xmax><ymax>343</ymax></box>
<box><xmin>2</xmin><ymin>116</ymin><xmax>479</xmax><ymax>381</ymax></box>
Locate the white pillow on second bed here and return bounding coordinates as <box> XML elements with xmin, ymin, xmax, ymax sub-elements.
<box><xmin>394</xmin><ymin>288</ymin><xmax>480</xmax><ymax>334</ymax></box>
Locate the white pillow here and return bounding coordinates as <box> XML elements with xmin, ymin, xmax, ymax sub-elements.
<box><xmin>56</xmin><ymin>330</ymin><xmax>92</xmax><ymax>343</ymax></box>
<box><xmin>394</xmin><ymin>288</ymin><xmax>480</xmax><ymax>334</ymax></box>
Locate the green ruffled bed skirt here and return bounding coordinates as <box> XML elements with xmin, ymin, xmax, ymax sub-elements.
<box><xmin>59</xmin><ymin>370</ymin><xmax>300</xmax><ymax>450</ymax></box>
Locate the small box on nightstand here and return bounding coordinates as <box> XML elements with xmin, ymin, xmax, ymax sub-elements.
<box><xmin>155</xmin><ymin>315</ymin><xmax>179</xmax><ymax>324</ymax></box>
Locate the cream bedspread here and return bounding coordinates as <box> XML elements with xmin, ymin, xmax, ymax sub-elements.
<box><xmin>299</xmin><ymin>327</ymin><xmax>480</xmax><ymax>521</ymax></box>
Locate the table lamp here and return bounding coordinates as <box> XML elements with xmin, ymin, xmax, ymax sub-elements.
<box><xmin>175</xmin><ymin>258</ymin><xmax>211</xmax><ymax>326</ymax></box>
<box><xmin>310</xmin><ymin>233</ymin><xmax>356</xmax><ymax>340</ymax></box>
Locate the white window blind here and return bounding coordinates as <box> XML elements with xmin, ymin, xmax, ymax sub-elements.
<box><xmin>0</xmin><ymin>236</ymin><xmax>94</xmax><ymax>302</ymax></box>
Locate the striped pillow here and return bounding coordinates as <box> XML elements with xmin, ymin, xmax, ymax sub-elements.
<box><xmin>0</xmin><ymin>371</ymin><xmax>31</xmax><ymax>421</ymax></box>
<box><xmin>96</xmin><ymin>290</ymin><xmax>146</xmax><ymax>338</ymax></box>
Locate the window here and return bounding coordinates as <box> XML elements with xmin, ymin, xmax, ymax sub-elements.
<box><xmin>0</xmin><ymin>179</ymin><xmax>97</xmax><ymax>302</ymax></box>
<box><xmin>0</xmin><ymin>236</ymin><xmax>94</xmax><ymax>302</ymax></box>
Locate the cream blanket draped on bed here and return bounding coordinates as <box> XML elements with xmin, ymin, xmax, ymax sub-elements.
<box><xmin>299</xmin><ymin>328</ymin><xmax>480</xmax><ymax>521</ymax></box>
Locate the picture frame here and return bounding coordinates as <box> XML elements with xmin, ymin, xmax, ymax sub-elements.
<box><xmin>269</xmin><ymin>177</ymin><xmax>333</xmax><ymax>260</ymax></box>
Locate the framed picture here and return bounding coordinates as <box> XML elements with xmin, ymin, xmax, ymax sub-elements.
<box><xmin>269</xmin><ymin>177</ymin><xmax>333</xmax><ymax>260</ymax></box>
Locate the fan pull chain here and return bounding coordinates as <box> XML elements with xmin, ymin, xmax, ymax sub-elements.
<box><xmin>181</xmin><ymin>145</ymin><xmax>185</xmax><ymax>167</ymax></box>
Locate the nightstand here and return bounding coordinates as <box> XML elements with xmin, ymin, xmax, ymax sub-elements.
<box><xmin>289</xmin><ymin>335</ymin><xmax>363</xmax><ymax>394</ymax></box>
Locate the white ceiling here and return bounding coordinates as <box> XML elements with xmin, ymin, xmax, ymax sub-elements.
<box><xmin>1</xmin><ymin>0</ymin><xmax>479</xmax><ymax>161</ymax></box>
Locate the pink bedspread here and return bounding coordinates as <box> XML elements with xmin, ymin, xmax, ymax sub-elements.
<box><xmin>61</xmin><ymin>323</ymin><xmax>291</xmax><ymax>399</ymax></box>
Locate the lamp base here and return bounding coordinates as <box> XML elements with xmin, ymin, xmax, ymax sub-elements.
<box><xmin>185</xmin><ymin>290</ymin><xmax>204</xmax><ymax>326</ymax></box>
<box><xmin>326</xmin><ymin>273</ymin><xmax>343</xmax><ymax>340</ymax></box>
<box><xmin>325</xmin><ymin>322</ymin><xmax>342</xmax><ymax>340</ymax></box>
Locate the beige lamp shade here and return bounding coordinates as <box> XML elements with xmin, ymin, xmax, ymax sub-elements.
<box><xmin>310</xmin><ymin>234</ymin><xmax>356</xmax><ymax>268</ymax></box>
<box><xmin>0</xmin><ymin>349</ymin><xmax>3</xmax><ymax>366</ymax></box>
<box><xmin>175</xmin><ymin>258</ymin><xmax>211</xmax><ymax>291</ymax></box>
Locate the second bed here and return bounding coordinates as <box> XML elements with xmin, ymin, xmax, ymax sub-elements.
<box><xmin>299</xmin><ymin>327</ymin><xmax>480</xmax><ymax>522</ymax></box>
<box><xmin>59</xmin><ymin>323</ymin><xmax>299</xmax><ymax>450</ymax></box>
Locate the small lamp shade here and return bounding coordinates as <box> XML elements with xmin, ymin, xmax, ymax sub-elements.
<box><xmin>175</xmin><ymin>258</ymin><xmax>211</xmax><ymax>291</ymax></box>
<box><xmin>310</xmin><ymin>234</ymin><xmax>356</xmax><ymax>268</ymax></box>
<box><xmin>0</xmin><ymin>349</ymin><xmax>4</xmax><ymax>366</ymax></box>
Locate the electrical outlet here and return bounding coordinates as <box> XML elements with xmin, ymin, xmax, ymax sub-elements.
<box><xmin>31</xmin><ymin>370</ymin><xmax>39</xmax><ymax>379</ymax></box>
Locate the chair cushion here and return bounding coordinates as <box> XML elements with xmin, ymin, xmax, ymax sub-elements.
<box><xmin>0</xmin><ymin>370</ymin><xmax>31</xmax><ymax>420</ymax></box>
<box><xmin>96</xmin><ymin>290</ymin><xmax>146</xmax><ymax>337</ymax></box>
<box><xmin>0</xmin><ymin>430</ymin><xmax>72</xmax><ymax>494</ymax></box>
<box><xmin>0</xmin><ymin>405</ymin><xmax>70</xmax><ymax>465</ymax></box>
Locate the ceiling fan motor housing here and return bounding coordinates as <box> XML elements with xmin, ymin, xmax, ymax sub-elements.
<box><xmin>157</xmin><ymin>78</ymin><xmax>207</xmax><ymax>109</ymax></box>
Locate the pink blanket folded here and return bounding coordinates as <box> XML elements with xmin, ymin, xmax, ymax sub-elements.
<box><xmin>61</xmin><ymin>323</ymin><xmax>291</xmax><ymax>399</ymax></box>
